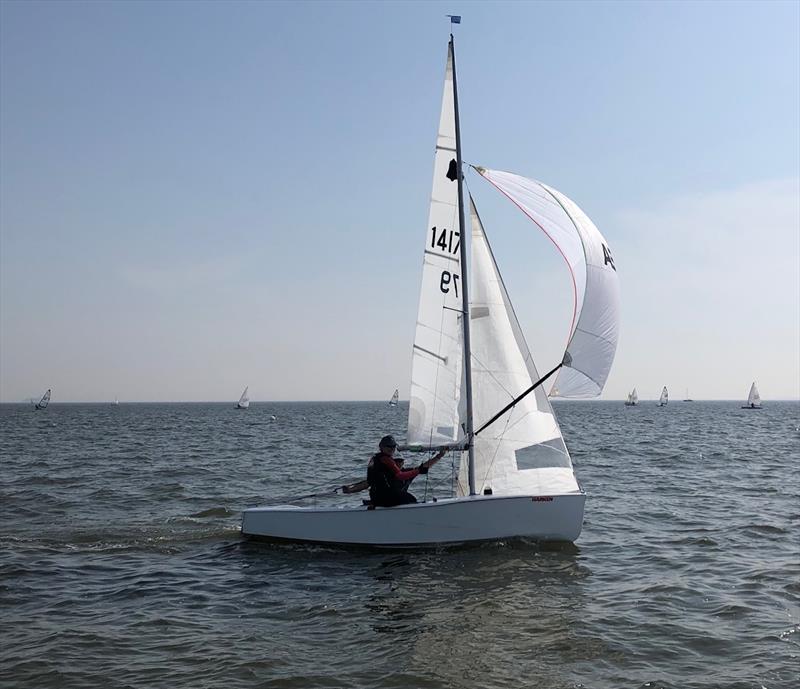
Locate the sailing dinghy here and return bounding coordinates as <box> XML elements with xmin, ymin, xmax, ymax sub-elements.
<box><xmin>658</xmin><ymin>386</ymin><xmax>668</xmax><ymax>407</ymax></box>
<box><xmin>741</xmin><ymin>382</ymin><xmax>762</xmax><ymax>409</ymax></box>
<box><xmin>235</xmin><ymin>386</ymin><xmax>250</xmax><ymax>409</ymax></box>
<box><xmin>242</xmin><ymin>30</ymin><xmax>620</xmax><ymax>546</ymax></box>
<box><xmin>33</xmin><ymin>389</ymin><xmax>51</xmax><ymax>410</ymax></box>
<box><xmin>624</xmin><ymin>388</ymin><xmax>638</xmax><ymax>406</ymax></box>
<box><xmin>388</xmin><ymin>389</ymin><xmax>399</xmax><ymax>407</ymax></box>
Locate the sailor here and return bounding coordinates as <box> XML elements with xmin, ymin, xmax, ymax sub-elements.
<box><xmin>366</xmin><ymin>435</ymin><xmax>444</xmax><ymax>507</ymax></box>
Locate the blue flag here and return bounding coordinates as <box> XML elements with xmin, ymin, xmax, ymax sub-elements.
<box><xmin>448</xmin><ymin>15</ymin><xmax>461</xmax><ymax>24</ymax></box>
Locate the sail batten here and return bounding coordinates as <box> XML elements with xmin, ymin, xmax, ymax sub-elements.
<box><xmin>476</xmin><ymin>168</ymin><xmax>620</xmax><ymax>399</ymax></box>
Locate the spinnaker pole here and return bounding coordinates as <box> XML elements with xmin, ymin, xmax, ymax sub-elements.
<box><xmin>449</xmin><ymin>34</ymin><xmax>476</xmax><ymax>496</ymax></box>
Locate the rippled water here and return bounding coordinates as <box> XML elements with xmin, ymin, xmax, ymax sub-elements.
<box><xmin>1</xmin><ymin>401</ymin><xmax>798</xmax><ymax>688</ymax></box>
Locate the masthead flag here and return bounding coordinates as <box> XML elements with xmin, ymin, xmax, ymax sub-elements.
<box><xmin>447</xmin><ymin>15</ymin><xmax>461</xmax><ymax>24</ymax></box>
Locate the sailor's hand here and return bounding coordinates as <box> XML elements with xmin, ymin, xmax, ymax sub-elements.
<box><xmin>426</xmin><ymin>450</ymin><xmax>445</xmax><ymax>466</ymax></box>
<box><xmin>342</xmin><ymin>479</ymin><xmax>368</xmax><ymax>494</ymax></box>
<box><xmin>420</xmin><ymin>451</ymin><xmax>445</xmax><ymax>472</ymax></box>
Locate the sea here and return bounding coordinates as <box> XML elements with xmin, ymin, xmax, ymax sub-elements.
<box><xmin>1</xmin><ymin>400</ymin><xmax>798</xmax><ymax>689</ymax></box>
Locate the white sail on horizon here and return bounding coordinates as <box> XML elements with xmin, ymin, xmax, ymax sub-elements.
<box><xmin>659</xmin><ymin>386</ymin><xmax>668</xmax><ymax>406</ymax></box>
<box><xmin>236</xmin><ymin>386</ymin><xmax>250</xmax><ymax>409</ymax></box>
<box><xmin>745</xmin><ymin>382</ymin><xmax>761</xmax><ymax>408</ymax></box>
<box><xmin>34</xmin><ymin>389</ymin><xmax>51</xmax><ymax>410</ymax></box>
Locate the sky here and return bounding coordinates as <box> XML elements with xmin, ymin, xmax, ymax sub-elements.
<box><xmin>1</xmin><ymin>0</ymin><xmax>798</xmax><ymax>402</ymax></box>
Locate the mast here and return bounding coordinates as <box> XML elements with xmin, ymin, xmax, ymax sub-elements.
<box><xmin>449</xmin><ymin>34</ymin><xmax>476</xmax><ymax>496</ymax></box>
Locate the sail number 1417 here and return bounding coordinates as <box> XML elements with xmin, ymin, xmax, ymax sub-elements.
<box><xmin>431</xmin><ymin>226</ymin><xmax>461</xmax><ymax>298</ymax></box>
<box><xmin>431</xmin><ymin>226</ymin><xmax>460</xmax><ymax>255</ymax></box>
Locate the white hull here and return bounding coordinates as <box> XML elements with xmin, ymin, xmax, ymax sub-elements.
<box><xmin>241</xmin><ymin>493</ymin><xmax>586</xmax><ymax>546</ymax></box>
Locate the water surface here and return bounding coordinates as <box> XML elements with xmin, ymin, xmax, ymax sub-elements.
<box><xmin>1</xmin><ymin>401</ymin><xmax>798</xmax><ymax>688</ymax></box>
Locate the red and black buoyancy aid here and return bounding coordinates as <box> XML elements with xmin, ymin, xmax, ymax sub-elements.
<box><xmin>367</xmin><ymin>452</ymin><xmax>419</xmax><ymax>503</ymax></box>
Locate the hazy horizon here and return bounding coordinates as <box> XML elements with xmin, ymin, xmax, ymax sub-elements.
<box><xmin>7</xmin><ymin>396</ymin><xmax>798</xmax><ymax>405</ymax></box>
<box><xmin>2</xmin><ymin>1</ymin><xmax>798</xmax><ymax>403</ymax></box>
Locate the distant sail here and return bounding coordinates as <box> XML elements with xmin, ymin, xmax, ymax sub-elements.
<box><xmin>389</xmin><ymin>389</ymin><xmax>399</xmax><ymax>406</ymax></box>
<box><xmin>742</xmin><ymin>382</ymin><xmax>761</xmax><ymax>409</ymax></box>
<box><xmin>624</xmin><ymin>387</ymin><xmax>638</xmax><ymax>406</ymax></box>
<box><xmin>236</xmin><ymin>386</ymin><xmax>250</xmax><ymax>409</ymax></box>
<box><xmin>659</xmin><ymin>386</ymin><xmax>668</xmax><ymax>406</ymax></box>
<box><xmin>34</xmin><ymin>389</ymin><xmax>51</xmax><ymax>410</ymax></box>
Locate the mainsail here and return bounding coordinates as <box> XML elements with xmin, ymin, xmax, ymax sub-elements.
<box><xmin>389</xmin><ymin>389</ymin><xmax>399</xmax><ymax>406</ymax></box>
<box><xmin>407</xmin><ymin>43</ymin><xmax>465</xmax><ymax>447</ymax></box>
<box><xmin>35</xmin><ymin>389</ymin><xmax>51</xmax><ymax>410</ymax></box>
<box><xmin>659</xmin><ymin>386</ymin><xmax>668</xmax><ymax>406</ymax></box>
<box><xmin>475</xmin><ymin>168</ymin><xmax>620</xmax><ymax>398</ymax></box>
<box><xmin>461</xmin><ymin>197</ymin><xmax>578</xmax><ymax>496</ymax></box>
<box><xmin>745</xmin><ymin>382</ymin><xmax>761</xmax><ymax>407</ymax></box>
<box><xmin>236</xmin><ymin>386</ymin><xmax>250</xmax><ymax>409</ymax></box>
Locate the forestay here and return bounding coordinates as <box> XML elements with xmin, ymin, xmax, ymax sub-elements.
<box><xmin>457</xmin><ymin>197</ymin><xmax>579</xmax><ymax>497</ymax></box>
<box><xmin>407</xmin><ymin>44</ymin><xmax>465</xmax><ymax>447</ymax></box>
<box><xmin>475</xmin><ymin>168</ymin><xmax>620</xmax><ymax>398</ymax></box>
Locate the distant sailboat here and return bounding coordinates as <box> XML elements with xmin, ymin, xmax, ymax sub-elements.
<box><xmin>683</xmin><ymin>387</ymin><xmax>693</xmax><ymax>402</ymax></box>
<box><xmin>111</xmin><ymin>397</ymin><xmax>120</xmax><ymax>406</ymax></box>
<box><xmin>624</xmin><ymin>388</ymin><xmax>638</xmax><ymax>406</ymax></box>
<box><xmin>388</xmin><ymin>389</ymin><xmax>399</xmax><ymax>406</ymax></box>
<box><xmin>235</xmin><ymin>386</ymin><xmax>250</xmax><ymax>409</ymax></box>
<box><xmin>741</xmin><ymin>382</ymin><xmax>762</xmax><ymax>409</ymax></box>
<box><xmin>658</xmin><ymin>386</ymin><xmax>668</xmax><ymax>407</ymax></box>
<box><xmin>34</xmin><ymin>389</ymin><xmax>51</xmax><ymax>410</ymax></box>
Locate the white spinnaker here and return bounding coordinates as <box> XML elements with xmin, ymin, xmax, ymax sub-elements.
<box><xmin>407</xmin><ymin>44</ymin><xmax>465</xmax><ymax>447</ymax></box>
<box><xmin>659</xmin><ymin>387</ymin><xmax>668</xmax><ymax>405</ymax></box>
<box><xmin>476</xmin><ymin>168</ymin><xmax>620</xmax><ymax>398</ymax></box>
<box><xmin>747</xmin><ymin>382</ymin><xmax>760</xmax><ymax>406</ymax></box>
<box><xmin>456</xmin><ymin>197</ymin><xmax>579</xmax><ymax>497</ymax></box>
<box><xmin>238</xmin><ymin>386</ymin><xmax>250</xmax><ymax>408</ymax></box>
